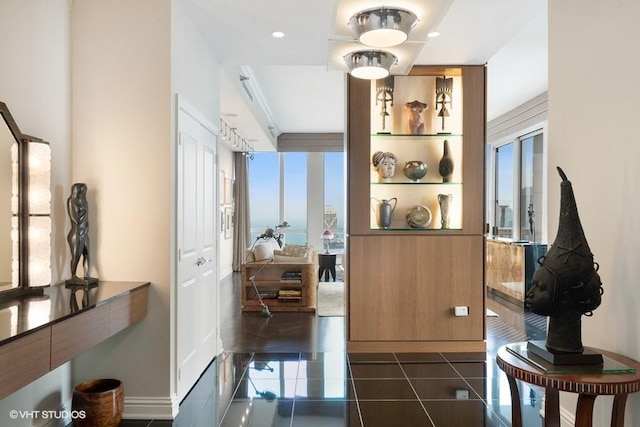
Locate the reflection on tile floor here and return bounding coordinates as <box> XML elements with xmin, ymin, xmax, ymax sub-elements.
<box><xmin>122</xmin><ymin>350</ymin><xmax>545</xmax><ymax>427</ymax></box>
<box><xmin>119</xmin><ymin>276</ymin><xmax>547</xmax><ymax>426</ymax></box>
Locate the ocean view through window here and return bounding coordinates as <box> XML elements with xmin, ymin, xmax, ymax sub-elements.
<box><xmin>248</xmin><ymin>151</ymin><xmax>345</xmax><ymax>253</ymax></box>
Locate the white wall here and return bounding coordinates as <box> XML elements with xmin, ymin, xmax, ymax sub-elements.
<box><xmin>70</xmin><ymin>0</ymin><xmax>225</xmax><ymax>419</ymax></box>
<box><xmin>0</xmin><ymin>1</ymin><xmax>73</xmax><ymax>425</ymax></box>
<box><xmin>548</xmin><ymin>1</ymin><xmax>640</xmax><ymax>424</ymax></box>
<box><xmin>69</xmin><ymin>0</ymin><xmax>174</xmax><ymax>417</ymax></box>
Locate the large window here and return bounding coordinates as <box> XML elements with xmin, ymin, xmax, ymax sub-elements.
<box><xmin>248</xmin><ymin>152</ymin><xmax>279</xmax><ymax>240</ymax></box>
<box><xmin>488</xmin><ymin>128</ymin><xmax>546</xmax><ymax>242</ymax></box>
<box><xmin>283</xmin><ymin>152</ymin><xmax>308</xmax><ymax>245</ymax></box>
<box><xmin>520</xmin><ymin>133</ymin><xmax>544</xmax><ymax>242</ymax></box>
<box><xmin>324</xmin><ymin>152</ymin><xmax>345</xmax><ymax>252</ymax></box>
<box><xmin>248</xmin><ymin>151</ymin><xmax>345</xmax><ymax>252</ymax></box>
<box><xmin>494</xmin><ymin>143</ymin><xmax>514</xmax><ymax>238</ymax></box>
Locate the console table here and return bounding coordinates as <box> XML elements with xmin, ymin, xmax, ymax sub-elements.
<box><xmin>497</xmin><ymin>343</ymin><xmax>640</xmax><ymax>427</ymax></box>
<box><xmin>0</xmin><ymin>281</ymin><xmax>149</xmax><ymax>399</ymax></box>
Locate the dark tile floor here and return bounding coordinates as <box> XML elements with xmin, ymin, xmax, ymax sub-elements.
<box><xmin>121</xmin><ymin>273</ymin><xmax>548</xmax><ymax>427</ymax></box>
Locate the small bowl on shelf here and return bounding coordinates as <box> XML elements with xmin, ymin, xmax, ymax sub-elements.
<box><xmin>406</xmin><ymin>205</ymin><xmax>432</xmax><ymax>228</ymax></box>
<box><xmin>403</xmin><ymin>161</ymin><xmax>428</xmax><ymax>181</ymax></box>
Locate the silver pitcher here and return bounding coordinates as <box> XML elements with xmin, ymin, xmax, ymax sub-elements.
<box><xmin>371</xmin><ymin>197</ymin><xmax>397</xmax><ymax>229</ymax></box>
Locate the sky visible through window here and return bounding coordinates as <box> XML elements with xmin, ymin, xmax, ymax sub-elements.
<box><xmin>249</xmin><ymin>152</ymin><xmax>345</xmax><ymax>247</ymax></box>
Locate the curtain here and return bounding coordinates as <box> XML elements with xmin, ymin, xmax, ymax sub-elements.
<box><xmin>232</xmin><ymin>152</ymin><xmax>251</xmax><ymax>271</ymax></box>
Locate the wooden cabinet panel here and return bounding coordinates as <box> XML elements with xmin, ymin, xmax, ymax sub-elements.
<box><xmin>348</xmin><ymin>235</ymin><xmax>484</xmax><ymax>342</ymax></box>
<box><xmin>109</xmin><ymin>288</ymin><xmax>148</xmax><ymax>335</ymax></box>
<box><xmin>0</xmin><ymin>328</ymin><xmax>50</xmax><ymax>398</ymax></box>
<box><xmin>485</xmin><ymin>240</ymin><xmax>547</xmax><ymax>304</ymax></box>
<box><xmin>51</xmin><ymin>303</ymin><xmax>110</xmax><ymax>369</ymax></box>
<box><xmin>0</xmin><ymin>283</ymin><xmax>149</xmax><ymax>399</ymax></box>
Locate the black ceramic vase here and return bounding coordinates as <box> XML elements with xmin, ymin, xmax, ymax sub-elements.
<box><xmin>438</xmin><ymin>139</ymin><xmax>454</xmax><ymax>182</ymax></box>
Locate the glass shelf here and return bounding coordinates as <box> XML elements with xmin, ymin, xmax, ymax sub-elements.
<box><xmin>371</xmin><ymin>181</ymin><xmax>463</xmax><ymax>185</ymax></box>
<box><xmin>506</xmin><ymin>342</ymin><xmax>636</xmax><ymax>374</ymax></box>
<box><xmin>372</xmin><ymin>133</ymin><xmax>463</xmax><ymax>137</ymax></box>
<box><xmin>371</xmin><ymin>227</ymin><xmax>463</xmax><ymax>232</ymax></box>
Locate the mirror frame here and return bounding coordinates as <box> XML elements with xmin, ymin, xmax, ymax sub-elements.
<box><xmin>0</xmin><ymin>102</ymin><xmax>47</xmax><ymax>301</ymax></box>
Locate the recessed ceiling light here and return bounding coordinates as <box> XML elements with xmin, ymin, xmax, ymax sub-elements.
<box><xmin>271</xmin><ymin>31</ymin><xmax>285</xmax><ymax>38</ymax></box>
<box><xmin>427</xmin><ymin>31</ymin><xmax>441</xmax><ymax>38</ymax></box>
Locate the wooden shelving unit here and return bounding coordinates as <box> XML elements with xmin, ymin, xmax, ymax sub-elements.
<box><xmin>240</xmin><ymin>258</ymin><xmax>317</xmax><ymax>313</ymax></box>
<box><xmin>346</xmin><ymin>65</ymin><xmax>487</xmax><ymax>353</ymax></box>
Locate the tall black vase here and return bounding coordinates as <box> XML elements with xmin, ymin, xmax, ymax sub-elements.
<box><xmin>438</xmin><ymin>139</ymin><xmax>454</xmax><ymax>182</ymax></box>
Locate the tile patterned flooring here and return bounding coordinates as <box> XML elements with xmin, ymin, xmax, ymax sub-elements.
<box><xmin>121</xmin><ymin>274</ymin><xmax>548</xmax><ymax>427</ymax></box>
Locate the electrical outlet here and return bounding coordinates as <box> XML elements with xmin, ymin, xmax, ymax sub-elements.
<box><xmin>454</xmin><ymin>306</ymin><xmax>469</xmax><ymax>316</ymax></box>
<box><xmin>455</xmin><ymin>389</ymin><xmax>470</xmax><ymax>399</ymax></box>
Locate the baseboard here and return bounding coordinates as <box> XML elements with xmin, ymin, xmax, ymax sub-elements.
<box><xmin>122</xmin><ymin>395</ymin><xmax>179</xmax><ymax>420</ymax></box>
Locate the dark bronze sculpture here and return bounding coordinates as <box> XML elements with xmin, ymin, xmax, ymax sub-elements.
<box><xmin>66</xmin><ymin>183</ymin><xmax>98</xmax><ymax>286</ymax></box>
<box><xmin>525</xmin><ymin>167</ymin><xmax>603</xmax><ymax>363</ymax></box>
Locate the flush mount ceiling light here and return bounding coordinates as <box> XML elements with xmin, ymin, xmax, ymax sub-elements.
<box><xmin>343</xmin><ymin>50</ymin><xmax>398</xmax><ymax>80</ymax></box>
<box><xmin>348</xmin><ymin>6</ymin><xmax>419</xmax><ymax>48</ymax></box>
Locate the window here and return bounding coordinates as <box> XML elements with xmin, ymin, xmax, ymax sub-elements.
<box><xmin>248</xmin><ymin>152</ymin><xmax>279</xmax><ymax>240</ymax></box>
<box><xmin>494</xmin><ymin>143</ymin><xmax>514</xmax><ymax>238</ymax></box>
<box><xmin>324</xmin><ymin>152</ymin><xmax>345</xmax><ymax>252</ymax></box>
<box><xmin>248</xmin><ymin>151</ymin><xmax>346</xmax><ymax>252</ymax></box>
<box><xmin>520</xmin><ymin>133</ymin><xmax>544</xmax><ymax>242</ymax></box>
<box><xmin>488</xmin><ymin>128</ymin><xmax>546</xmax><ymax>242</ymax></box>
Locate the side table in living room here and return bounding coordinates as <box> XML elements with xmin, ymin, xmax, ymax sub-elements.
<box><xmin>497</xmin><ymin>342</ymin><xmax>640</xmax><ymax>427</ymax></box>
<box><xmin>318</xmin><ymin>253</ymin><xmax>337</xmax><ymax>282</ymax></box>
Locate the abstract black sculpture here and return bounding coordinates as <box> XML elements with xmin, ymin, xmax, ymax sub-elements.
<box><xmin>525</xmin><ymin>167</ymin><xmax>603</xmax><ymax>364</ymax></box>
<box><xmin>66</xmin><ymin>183</ymin><xmax>99</xmax><ymax>286</ymax></box>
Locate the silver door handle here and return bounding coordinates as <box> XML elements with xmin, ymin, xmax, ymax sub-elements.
<box><xmin>195</xmin><ymin>257</ymin><xmax>211</xmax><ymax>266</ymax></box>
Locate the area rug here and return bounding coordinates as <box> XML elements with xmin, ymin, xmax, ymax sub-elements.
<box><xmin>317</xmin><ymin>281</ymin><xmax>345</xmax><ymax>317</ymax></box>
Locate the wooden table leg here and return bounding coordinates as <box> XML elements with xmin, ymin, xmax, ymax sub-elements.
<box><xmin>544</xmin><ymin>388</ymin><xmax>560</xmax><ymax>427</ymax></box>
<box><xmin>506</xmin><ymin>375</ymin><xmax>522</xmax><ymax>427</ymax></box>
<box><xmin>611</xmin><ymin>394</ymin><xmax>628</xmax><ymax>427</ymax></box>
<box><xmin>575</xmin><ymin>394</ymin><xmax>596</xmax><ymax>427</ymax></box>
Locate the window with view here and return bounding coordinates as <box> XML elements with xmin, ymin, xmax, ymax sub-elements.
<box><xmin>248</xmin><ymin>151</ymin><xmax>346</xmax><ymax>253</ymax></box>
<box><xmin>489</xmin><ymin>128</ymin><xmax>545</xmax><ymax>242</ymax></box>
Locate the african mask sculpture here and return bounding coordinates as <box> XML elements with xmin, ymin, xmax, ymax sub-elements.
<box><xmin>525</xmin><ymin>167</ymin><xmax>603</xmax><ymax>354</ymax></box>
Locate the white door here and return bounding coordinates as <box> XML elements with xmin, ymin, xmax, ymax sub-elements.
<box><xmin>176</xmin><ymin>101</ymin><xmax>218</xmax><ymax>401</ymax></box>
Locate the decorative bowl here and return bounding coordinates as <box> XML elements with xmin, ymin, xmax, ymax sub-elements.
<box><xmin>406</xmin><ymin>205</ymin><xmax>432</xmax><ymax>228</ymax></box>
<box><xmin>403</xmin><ymin>160</ymin><xmax>428</xmax><ymax>181</ymax></box>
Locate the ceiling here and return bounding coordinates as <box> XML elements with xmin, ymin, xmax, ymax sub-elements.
<box><xmin>181</xmin><ymin>0</ymin><xmax>548</xmax><ymax>152</ymax></box>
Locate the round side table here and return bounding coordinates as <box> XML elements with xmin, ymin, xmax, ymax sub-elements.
<box><xmin>497</xmin><ymin>343</ymin><xmax>640</xmax><ymax>427</ymax></box>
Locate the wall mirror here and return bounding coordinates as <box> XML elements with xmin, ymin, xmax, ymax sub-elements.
<box><xmin>0</xmin><ymin>102</ymin><xmax>51</xmax><ymax>302</ymax></box>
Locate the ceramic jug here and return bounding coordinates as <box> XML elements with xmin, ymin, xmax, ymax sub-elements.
<box><xmin>371</xmin><ymin>197</ymin><xmax>397</xmax><ymax>229</ymax></box>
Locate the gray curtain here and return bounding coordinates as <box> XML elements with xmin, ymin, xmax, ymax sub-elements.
<box><xmin>232</xmin><ymin>152</ymin><xmax>251</xmax><ymax>271</ymax></box>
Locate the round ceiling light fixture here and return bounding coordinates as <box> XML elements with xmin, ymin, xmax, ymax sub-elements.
<box><xmin>343</xmin><ymin>50</ymin><xmax>398</xmax><ymax>80</ymax></box>
<box><xmin>348</xmin><ymin>6</ymin><xmax>419</xmax><ymax>48</ymax></box>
